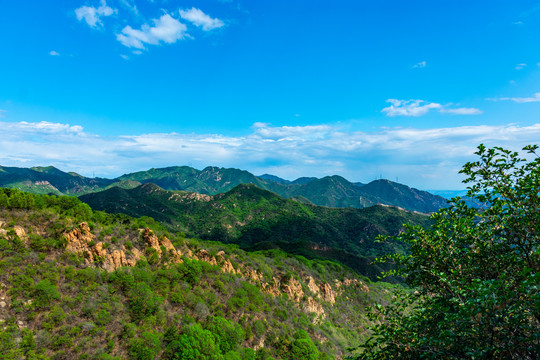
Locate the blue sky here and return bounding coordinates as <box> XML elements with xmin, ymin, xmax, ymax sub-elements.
<box><xmin>1</xmin><ymin>0</ymin><xmax>540</xmax><ymax>189</ymax></box>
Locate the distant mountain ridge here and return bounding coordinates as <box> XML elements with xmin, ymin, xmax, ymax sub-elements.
<box><xmin>0</xmin><ymin>164</ymin><xmax>449</xmax><ymax>213</ymax></box>
<box><xmin>0</xmin><ymin>165</ymin><xmax>115</xmax><ymax>195</ymax></box>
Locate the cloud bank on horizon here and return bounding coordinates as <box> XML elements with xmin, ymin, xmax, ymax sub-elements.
<box><xmin>1</xmin><ymin>119</ymin><xmax>539</xmax><ymax>190</ymax></box>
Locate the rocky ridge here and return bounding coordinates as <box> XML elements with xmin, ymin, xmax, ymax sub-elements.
<box><xmin>61</xmin><ymin>222</ymin><xmax>369</xmax><ymax>320</ymax></box>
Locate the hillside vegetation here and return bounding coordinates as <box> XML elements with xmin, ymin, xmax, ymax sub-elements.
<box><xmin>79</xmin><ymin>183</ymin><xmax>432</xmax><ymax>278</ymax></box>
<box><xmin>0</xmin><ymin>187</ymin><xmax>399</xmax><ymax>360</ymax></box>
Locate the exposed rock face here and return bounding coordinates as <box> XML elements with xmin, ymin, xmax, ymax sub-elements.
<box><xmin>65</xmin><ymin>223</ymin><xmax>142</xmax><ymax>271</ymax></box>
<box><xmin>320</xmin><ymin>283</ymin><xmax>337</xmax><ymax>304</ymax></box>
<box><xmin>13</xmin><ymin>226</ymin><xmax>26</xmax><ymax>240</ymax></box>
<box><xmin>262</xmin><ymin>278</ymin><xmax>281</xmax><ymax>297</ymax></box>
<box><xmin>65</xmin><ymin>223</ymin><xmax>141</xmax><ymax>271</ymax></box>
<box><xmin>307</xmin><ymin>276</ymin><xmax>321</xmax><ymax>295</ymax></box>
<box><xmin>143</xmin><ymin>228</ymin><xmax>162</xmax><ymax>256</ymax></box>
<box><xmin>281</xmin><ymin>277</ymin><xmax>304</xmax><ymax>302</ymax></box>
<box><xmin>64</xmin><ymin>225</ymin><xmax>188</xmax><ymax>272</ymax></box>
<box><xmin>62</xmin><ymin>224</ymin><xmax>370</xmax><ymax>321</ymax></box>
<box><xmin>197</xmin><ymin>249</ymin><xmax>217</xmax><ymax>266</ymax></box>
<box><xmin>343</xmin><ymin>278</ymin><xmax>369</xmax><ymax>292</ymax></box>
<box><xmin>304</xmin><ymin>297</ymin><xmax>325</xmax><ymax>320</ymax></box>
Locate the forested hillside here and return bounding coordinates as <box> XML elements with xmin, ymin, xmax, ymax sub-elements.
<box><xmin>79</xmin><ymin>183</ymin><xmax>432</xmax><ymax>278</ymax></box>
<box><xmin>0</xmin><ymin>188</ymin><xmax>399</xmax><ymax>359</ymax></box>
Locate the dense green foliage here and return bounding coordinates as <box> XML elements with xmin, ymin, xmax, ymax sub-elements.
<box><xmin>0</xmin><ymin>187</ymin><xmax>397</xmax><ymax>359</ymax></box>
<box><xmin>355</xmin><ymin>145</ymin><xmax>540</xmax><ymax>359</ymax></box>
<box><xmin>79</xmin><ymin>183</ymin><xmax>432</xmax><ymax>278</ymax></box>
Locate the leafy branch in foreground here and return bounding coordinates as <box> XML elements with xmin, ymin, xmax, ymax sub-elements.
<box><xmin>354</xmin><ymin>144</ymin><xmax>540</xmax><ymax>359</ymax></box>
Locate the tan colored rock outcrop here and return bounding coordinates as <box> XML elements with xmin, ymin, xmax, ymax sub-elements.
<box><xmin>13</xmin><ymin>226</ymin><xmax>26</xmax><ymax>240</ymax></box>
<box><xmin>320</xmin><ymin>283</ymin><xmax>337</xmax><ymax>304</ymax></box>
<box><xmin>304</xmin><ymin>296</ymin><xmax>325</xmax><ymax>320</ymax></box>
<box><xmin>281</xmin><ymin>277</ymin><xmax>304</xmax><ymax>302</ymax></box>
<box><xmin>307</xmin><ymin>276</ymin><xmax>321</xmax><ymax>296</ymax></box>
<box><xmin>143</xmin><ymin>228</ymin><xmax>162</xmax><ymax>256</ymax></box>
<box><xmin>65</xmin><ymin>223</ymin><xmax>143</xmax><ymax>271</ymax></box>
<box><xmin>64</xmin><ymin>224</ymin><xmax>189</xmax><ymax>272</ymax></box>
<box><xmin>262</xmin><ymin>277</ymin><xmax>281</xmax><ymax>297</ymax></box>
<box><xmin>197</xmin><ymin>249</ymin><xmax>217</xmax><ymax>266</ymax></box>
<box><xmin>62</xmin><ymin>224</ymin><xmax>365</xmax><ymax>321</ymax></box>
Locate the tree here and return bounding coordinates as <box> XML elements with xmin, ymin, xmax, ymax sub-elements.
<box><xmin>356</xmin><ymin>145</ymin><xmax>540</xmax><ymax>359</ymax></box>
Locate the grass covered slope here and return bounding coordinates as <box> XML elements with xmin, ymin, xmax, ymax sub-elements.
<box><xmin>80</xmin><ymin>183</ymin><xmax>432</xmax><ymax>278</ymax></box>
<box><xmin>0</xmin><ymin>188</ymin><xmax>398</xmax><ymax>359</ymax></box>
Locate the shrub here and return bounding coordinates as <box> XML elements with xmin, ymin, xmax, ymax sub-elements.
<box><xmin>33</xmin><ymin>280</ymin><xmax>60</xmax><ymax>308</ymax></box>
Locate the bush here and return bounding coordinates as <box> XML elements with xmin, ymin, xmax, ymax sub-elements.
<box><xmin>128</xmin><ymin>331</ymin><xmax>161</xmax><ymax>360</ymax></box>
<box><xmin>357</xmin><ymin>145</ymin><xmax>540</xmax><ymax>359</ymax></box>
<box><xmin>206</xmin><ymin>316</ymin><xmax>245</xmax><ymax>354</ymax></box>
<box><xmin>128</xmin><ymin>282</ymin><xmax>163</xmax><ymax>321</ymax></box>
<box><xmin>33</xmin><ymin>280</ymin><xmax>60</xmax><ymax>308</ymax></box>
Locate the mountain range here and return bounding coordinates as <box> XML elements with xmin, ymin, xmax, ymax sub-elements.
<box><xmin>0</xmin><ymin>164</ymin><xmax>449</xmax><ymax>213</ymax></box>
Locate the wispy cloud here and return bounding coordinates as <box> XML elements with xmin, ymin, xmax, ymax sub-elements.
<box><xmin>412</xmin><ymin>61</ymin><xmax>426</xmax><ymax>68</ymax></box>
<box><xmin>1</xmin><ymin>120</ymin><xmax>537</xmax><ymax>189</ymax></box>
<box><xmin>0</xmin><ymin>110</ymin><xmax>6</xmax><ymax>118</ymax></box>
<box><xmin>439</xmin><ymin>107</ymin><xmax>483</xmax><ymax>115</ymax></box>
<box><xmin>119</xmin><ymin>0</ymin><xmax>139</xmax><ymax>15</ymax></box>
<box><xmin>488</xmin><ymin>92</ymin><xmax>540</xmax><ymax>103</ymax></box>
<box><xmin>180</xmin><ymin>8</ymin><xmax>224</xmax><ymax>31</ymax></box>
<box><xmin>75</xmin><ymin>0</ymin><xmax>116</xmax><ymax>28</ymax></box>
<box><xmin>117</xmin><ymin>14</ymin><xmax>188</xmax><ymax>49</ymax></box>
<box><xmin>49</xmin><ymin>50</ymin><xmax>60</xmax><ymax>56</ymax></box>
<box><xmin>382</xmin><ymin>99</ymin><xmax>441</xmax><ymax>116</ymax></box>
<box><xmin>515</xmin><ymin>63</ymin><xmax>527</xmax><ymax>70</ymax></box>
<box><xmin>381</xmin><ymin>99</ymin><xmax>482</xmax><ymax>117</ymax></box>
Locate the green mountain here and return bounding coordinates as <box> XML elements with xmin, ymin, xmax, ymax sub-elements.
<box><xmin>358</xmin><ymin>179</ymin><xmax>450</xmax><ymax>213</ymax></box>
<box><xmin>118</xmin><ymin>166</ymin><xmax>270</xmax><ymax>195</ymax></box>
<box><xmin>115</xmin><ymin>167</ymin><xmax>448</xmax><ymax>212</ymax></box>
<box><xmin>0</xmin><ymin>186</ymin><xmax>402</xmax><ymax>359</ymax></box>
<box><xmin>0</xmin><ymin>164</ymin><xmax>449</xmax><ymax>213</ymax></box>
<box><xmin>80</xmin><ymin>183</ymin><xmax>432</xmax><ymax>278</ymax></box>
<box><xmin>0</xmin><ymin>165</ymin><xmax>115</xmax><ymax>195</ymax></box>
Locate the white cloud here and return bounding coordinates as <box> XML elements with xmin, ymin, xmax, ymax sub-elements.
<box><xmin>117</xmin><ymin>14</ymin><xmax>187</xmax><ymax>49</ymax></box>
<box><xmin>382</xmin><ymin>99</ymin><xmax>442</xmax><ymax>116</ymax></box>
<box><xmin>180</xmin><ymin>8</ymin><xmax>224</xmax><ymax>31</ymax></box>
<box><xmin>49</xmin><ymin>50</ymin><xmax>60</xmax><ymax>56</ymax></box>
<box><xmin>382</xmin><ymin>99</ymin><xmax>482</xmax><ymax>117</ymax></box>
<box><xmin>439</xmin><ymin>107</ymin><xmax>483</xmax><ymax>115</ymax></box>
<box><xmin>75</xmin><ymin>0</ymin><xmax>116</xmax><ymax>28</ymax></box>
<box><xmin>412</xmin><ymin>61</ymin><xmax>426</xmax><ymax>68</ymax></box>
<box><xmin>119</xmin><ymin>0</ymin><xmax>139</xmax><ymax>15</ymax></box>
<box><xmin>1</xmin><ymin>121</ymin><xmax>539</xmax><ymax>189</ymax></box>
<box><xmin>515</xmin><ymin>63</ymin><xmax>527</xmax><ymax>70</ymax></box>
<box><xmin>489</xmin><ymin>93</ymin><xmax>540</xmax><ymax>103</ymax></box>
<box><xmin>251</xmin><ymin>122</ymin><xmax>331</xmax><ymax>140</ymax></box>
<box><xmin>0</xmin><ymin>110</ymin><xmax>6</xmax><ymax>118</ymax></box>
<box><xmin>1</xmin><ymin>121</ymin><xmax>83</xmax><ymax>134</ymax></box>
<box><xmin>120</xmin><ymin>54</ymin><xmax>129</xmax><ymax>60</ymax></box>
